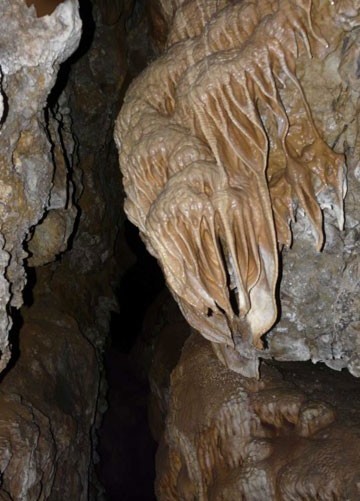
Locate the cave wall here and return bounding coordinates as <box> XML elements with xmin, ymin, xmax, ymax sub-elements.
<box><xmin>1</xmin><ymin>0</ymin><xmax>360</xmax><ymax>498</ymax></box>
<box><xmin>0</xmin><ymin>0</ymin><xmax>148</xmax><ymax>498</ymax></box>
<box><xmin>0</xmin><ymin>0</ymin><xmax>81</xmax><ymax>372</ymax></box>
<box><xmin>155</xmin><ymin>334</ymin><xmax>360</xmax><ymax>500</ymax></box>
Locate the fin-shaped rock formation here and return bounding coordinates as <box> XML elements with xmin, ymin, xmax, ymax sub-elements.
<box><xmin>115</xmin><ymin>0</ymin><xmax>360</xmax><ymax>376</ymax></box>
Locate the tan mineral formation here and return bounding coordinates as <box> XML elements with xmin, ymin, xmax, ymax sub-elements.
<box><xmin>115</xmin><ymin>0</ymin><xmax>360</xmax><ymax>377</ymax></box>
<box><xmin>155</xmin><ymin>334</ymin><xmax>360</xmax><ymax>500</ymax></box>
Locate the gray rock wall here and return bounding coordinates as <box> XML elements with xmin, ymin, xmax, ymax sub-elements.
<box><xmin>0</xmin><ymin>0</ymin><xmax>81</xmax><ymax>371</ymax></box>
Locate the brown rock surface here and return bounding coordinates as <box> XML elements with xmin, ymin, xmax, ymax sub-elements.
<box><xmin>3</xmin><ymin>0</ymin><xmax>360</xmax><ymax>498</ymax></box>
<box><xmin>147</xmin><ymin>291</ymin><xmax>190</xmax><ymax>442</ymax></box>
<box><xmin>115</xmin><ymin>0</ymin><xmax>360</xmax><ymax>377</ymax></box>
<box><xmin>0</xmin><ymin>299</ymin><xmax>98</xmax><ymax>500</ymax></box>
<box><xmin>156</xmin><ymin>334</ymin><xmax>360</xmax><ymax>500</ymax></box>
<box><xmin>25</xmin><ymin>0</ymin><xmax>65</xmax><ymax>17</ymax></box>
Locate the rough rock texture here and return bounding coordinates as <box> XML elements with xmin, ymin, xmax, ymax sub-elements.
<box><xmin>0</xmin><ymin>299</ymin><xmax>98</xmax><ymax>500</ymax></box>
<box><xmin>0</xmin><ymin>1</ymin><xmax>105</xmax><ymax>498</ymax></box>
<box><xmin>266</xmin><ymin>11</ymin><xmax>360</xmax><ymax>374</ymax></box>
<box><xmin>156</xmin><ymin>333</ymin><xmax>360</xmax><ymax>500</ymax></box>
<box><xmin>0</xmin><ymin>0</ymin><xmax>81</xmax><ymax>370</ymax></box>
<box><xmin>0</xmin><ymin>0</ymin><xmax>143</xmax><ymax>498</ymax></box>
<box><xmin>115</xmin><ymin>0</ymin><xmax>360</xmax><ymax>377</ymax></box>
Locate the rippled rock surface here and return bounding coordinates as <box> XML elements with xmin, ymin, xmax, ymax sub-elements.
<box><xmin>116</xmin><ymin>0</ymin><xmax>360</xmax><ymax>377</ymax></box>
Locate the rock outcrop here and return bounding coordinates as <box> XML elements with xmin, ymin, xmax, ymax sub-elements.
<box><xmin>115</xmin><ymin>0</ymin><xmax>360</xmax><ymax>377</ymax></box>
<box><xmin>156</xmin><ymin>334</ymin><xmax>360</xmax><ymax>500</ymax></box>
<box><xmin>0</xmin><ymin>0</ymin><xmax>81</xmax><ymax>371</ymax></box>
<box><xmin>0</xmin><ymin>299</ymin><xmax>99</xmax><ymax>500</ymax></box>
<box><xmin>0</xmin><ymin>0</ymin><xmax>136</xmax><ymax>498</ymax></box>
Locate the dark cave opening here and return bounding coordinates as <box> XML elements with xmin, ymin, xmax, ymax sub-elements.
<box><xmin>26</xmin><ymin>0</ymin><xmax>163</xmax><ymax>497</ymax></box>
<box><xmin>96</xmin><ymin>222</ymin><xmax>164</xmax><ymax>500</ymax></box>
<box><xmin>110</xmin><ymin>222</ymin><xmax>165</xmax><ymax>354</ymax></box>
<box><xmin>83</xmin><ymin>0</ymin><xmax>165</xmax><ymax>495</ymax></box>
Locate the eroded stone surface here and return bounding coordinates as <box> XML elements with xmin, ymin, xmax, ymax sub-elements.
<box><xmin>0</xmin><ymin>0</ymin><xmax>135</xmax><ymax>498</ymax></box>
<box><xmin>115</xmin><ymin>0</ymin><xmax>360</xmax><ymax>377</ymax></box>
<box><xmin>0</xmin><ymin>0</ymin><xmax>81</xmax><ymax>370</ymax></box>
<box><xmin>0</xmin><ymin>299</ymin><xmax>98</xmax><ymax>500</ymax></box>
<box><xmin>20</xmin><ymin>1</ymin><xmax>153</xmax><ymax>497</ymax></box>
<box><xmin>156</xmin><ymin>334</ymin><xmax>360</xmax><ymax>500</ymax></box>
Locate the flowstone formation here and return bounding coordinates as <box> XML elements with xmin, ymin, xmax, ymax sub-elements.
<box><xmin>115</xmin><ymin>0</ymin><xmax>360</xmax><ymax>377</ymax></box>
<box><xmin>0</xmin><ymin>0</ymin><xmax>81</xmax><ymax>371</ymax></box>
<box><xmin>155</xmin><ymin>334</ymin><xmax>360</xmax><ymax>500</ymax></box>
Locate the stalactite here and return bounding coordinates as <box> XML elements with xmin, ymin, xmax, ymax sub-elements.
<box><xmin>115</xmin><ymin>0</ymin><xmax>356</xmax><ymax>376</ymax></box>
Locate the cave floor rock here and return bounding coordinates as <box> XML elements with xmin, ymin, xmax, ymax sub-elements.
<box><xmin>156</xmin><ymin>334</ymin><xmax>360</xmax><ymax>500</ymax></box>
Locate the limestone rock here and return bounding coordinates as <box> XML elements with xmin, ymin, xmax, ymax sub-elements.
<box><xmin>115</xmin><ymin>0</ymin><xmax>360</xmax><ymax>377</ymax></box>
<box><xmin>156</xmin><ymin>334</ymin><xmax>360</xmax><ymax>500</ymax></box>
<box><xmin>0</xmin><ymin>0</ymin><xmax>81</xmax><ymax>370</ymax></box>
<box><xmin>0</xmin><ymin>299</ymin><xmax>98</xmax><ymax>500</ymax></box>
<box><xmin>266</xmin><ymin>19</ymin><xmax>360</xmax><ymax>375</ymax></box>
<box><xmin>0</xmin><ymin>0</ymin><xmax>149</xmax><ymax>498</ymax></box>
<box><xmin>27</xmin><ymin>208</ymin><xmax>77</xmax><ymax>267</ymax></box>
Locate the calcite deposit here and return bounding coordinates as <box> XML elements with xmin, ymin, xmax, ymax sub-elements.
<box><xmin>0</xmin><ymin>0</ymin><xmax>81</xmax><ymax>371</ymax></box>
<box><xmin>115</xmin><ymin>0</ymin><xmax>360</xmax><ymax>377</ymax></box>
<box><xmin>156</xmin><ymin>334</ymin><xmax>360</xmax><ymax>500</ymax></box>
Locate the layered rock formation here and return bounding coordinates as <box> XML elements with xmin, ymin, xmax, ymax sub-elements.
<box><xmin>117</xmin><ymin>1</ymin><xmax>360</xmax><ymax>496</ymax></box>
<box><xmin>1</xmin><ymin>0</ymin><xmax>360</xmax><ymax>498</ymax></box>
<box><xmin>115</xmin><ymin>0</ymin><xmax>360</xmax><ymax>377</ymax></box>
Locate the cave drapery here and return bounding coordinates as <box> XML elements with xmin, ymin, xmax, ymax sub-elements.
<box><xmin>116</xmin><ymin>0</ymin><xmax>360</xmax><ymax>498</ymax></box>
<box><xmin>0</xmin><ymin>0</ymin><xmax>359</xmax><ymax>499</ymax></box>
<box><xmin>115</xmin><ymin>0</ymin><xmax>360</xmax><ymax>378</ymax></box>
